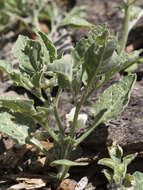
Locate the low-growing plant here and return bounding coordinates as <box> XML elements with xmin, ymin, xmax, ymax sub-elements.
<box><xmin>98</xmin><ymin>142</ymin><xmax>138</xmax><ymax>190</ymax></box>
<box><xmin>0</xmin><ymin>25</ymin><xmax>141</xmax><ymax>184</ymax></box>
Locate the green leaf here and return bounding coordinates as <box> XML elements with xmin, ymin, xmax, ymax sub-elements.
<box><xmin>72</xmin><ymin>38</ymin><xmax>90</xmax><ymax>65</ymax></box>
<box><xmin>60</xmin><ymin>15</ymin><xmax>92</xmax><ymax>27</ymax></box>
<box><xmin>133</xmin><ymin>172</ymin><xmax>143</xmax><ymax>190</ymax></box>
<box><xmin>133</xmin><ymin>171</ymin><xmax>143</xmax><ymax>183</ymax></box>
<box><xmin>98</xmin><ymin>158</ymin><xmax>115</xmax><ymax>169</ymax></box>
<box><xmin>129</xmin><ymin>6</ymin><xmax>143</xmax><ymax>32</ymax></box>
<box><xmin>104</xmin><ymin>50</ymin><xmax>141</xmax><ymax>81</ymax></box>
<box><xmin>13</xmin><ymin>35</ymin><xmax>43</xmax><ymax>76</ymax></box>
<box><xmin>47</xmin><ymin>58</ymin><xmax>73</xmax><ymax>88</ymax></box>
<box><xmin>113</xmin><ymin>163</ymin><xmax>127</xmax><ymax>185</ymax></box>
<box><xmin>0</xmin><ymin>108</ymin><xmax>36</xmax><ymax>145</ymax></box>
<box><xmin>84</xmin><ymin>43</ymin><xmax>104</xmax><ymax>77</ymax></box>
<box><xmin>37</xmin><ymin>31</ymin><xmax>57</xmax><ymax>63</ymax></box>
<box><xmin>31</xmin><ymin>72</ymin><xmax>44</xmax><ymax>88</ymax></box>
<box><xmin>0</xmin><ymin>97</ymin><xmax>36</xmax><ymax>114</ymax></box>
<box><xmin>125</xmin><ymin>63</ymin><xmax>138</xmax><ymax>72</ymax></box>
<box><xmin>50</xmin><ymin>159</ymin><xmax>88</xmax><ymax>167</ymax></box>
<box><xmin>60</xmin><ymin>6</ymin><xmax>92</xmax><ymax>27</ymax></box>
<box><xmin>108</xmin><ymin>144</ymin><xmax>123</xmax><ymax>164</ymax></box>
<box><xmin>0</xmin><ymin>60</ymin><xmax>13</xmax><ymax>75</ymax></box>
<box><xmin>72</xmin><ymin>25</ymin><xmax>111</xmax><ymax>68</ymax></box>
<box><xmin>123</xmin><ymin>174</ymin><xmax>135</xmax><ymax>188</ymax></box>
<box><xmin>34</xmin><ymin>106</ymin><xmax>53</xmax><ymax>122</ymax></box>
<box><xmin>83</xmin><ymin>26</ymin><xmax>118</xmax><ymax>79</ymax></box>
<box><xmin>123</xmin><ymin>153</ymin><xmax>138</xmax><ymax>166</ymax></box>
<box><xmin>102</xmin><ymin>169</ymin><xmax>112</xmax><ymax>183</ymax></box>
<box><xmin>10</xmin><ymin>71</ymin><xmax>33</xmax><ymax>90</ymax></box>
<box><xmin>91</xmin><ymin>74</ymin><xmax>136</xmax><ymax>121</ymax></box>
<box><xmin>134</xmin><ymin>182</ymin><xmax>143</xmax><ymax>190</ymax></box>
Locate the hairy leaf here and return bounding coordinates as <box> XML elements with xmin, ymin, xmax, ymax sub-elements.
<box><xmin>47</xmin><ymin>58</ymin><xmax>73</xmax><ymax>88</ymax></box>
<box><xmin>113</xmin><ymin>163</ymin><xmax>127</xmax><ymax>185</ymax></box>
<box><xmin>123</xmin><ymin>153</ymin><xmax>138</xmax><ymax>166</ymax></box>
<box><xmin>37</xmin><ymin>31</ymin><xmax>56</xmax><ymax>63</ymax></box>
<box><xmin>31</xmin><ymin>72</ymin><xmax>44</xmax><ymax>88</ymax></box>
<box><xmin>133</xmin><ymin>171</ymin><xmax>143</xmax><ymax>180</ymax></box>
<box><xmin>108</xmin><ymin>144</ymin><xmax>123</xmax><ymax>164</ymax></box>
<box><xmin>60</xmin><ymin>6</ymin><xmax>92</xmax><ymax>27</ymax></box>
<box><xmin>0</xmin><ymin>97</ymin><xmax>36</xmax><ymax>114</ymax></box>
<box><xmin>50</xmin><ymin>159</ymin><xmax>88</xmax><ymax>167</ymax></box>
<box><xmin>104</xmin><ymin>50</ymin><xmax>141</xmax><ymax>81</ymax></box>
<box><xmin>123</xmin><ymin>174</ymin><xmax>135</xmax><ymax>188</ymax></box>
<box><xmin>102</xmin><ymin>169</ymin><xmax>112</xmax><ymax>183</ymax></box>
<box><xmin>129</xmin><ymin>6</ymin><xmax>143</xmax><ymax>32</ymax></box>
<box><xmin>98</xmin><ymin>158</ymin><xmax>115</xmax><ymax>169</ymax></box>
<box><xmin>0</xmin><ymin>60</ymin><xmax>13</xmax><ymax>75</ymax></box>
<box><xmin>0</xmin><ymin>108</ymin><xmax>36</xmax><ymax>145</ymax></box>
<box><xmin>13</xmin><ymin>35</ymin><xmax>43</xmax><ymax>76</ymax></box>
<box><xmin>91</xmin><ymin>74</ymin><xmax>136</xmax><ymax>121</ymax></box>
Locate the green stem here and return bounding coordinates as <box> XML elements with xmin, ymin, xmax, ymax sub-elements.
<box><xmin>32</xmin><ymin>1</ymin><xmax>41</xmax><ymax>30</ymax></box>
<box><xmin>30</xmin><ymin>137</ymin><xmax>53</xmax><ymax>161</ymax></box>
<box><xmin>54</xmin><ymin>88</ymin><xmax>65</xmax><ymax>136</ymax></box>
<box><xmin>58</xmin><ymin>166</ymin><xmax>69</xmax><ymax>183</ymax></box>
<box><xmin>69</xmin><ymin>38</ymin><xmax>107</xmax><ymax>140</ymax></box>
<box><xmin>70</xmin><ymin>85</ymin><xmax>77</xmax><ymax>105</ymax></box>
<box><xmin>57</xmin><ymin>142</ymin><xmax>72</xmax><ymax>182</ymax></box>
<box><xmin>54</xmin><ymin>107</ymin><xmax>64</xmax><ymax>136</ymax></box>
<box><xmin>119</xmin><ymin>4</ymin><xmax>131</xmax><ymax>54</ymax></box>
<box><xmin>36</xmin><ymin>120</ymin><xmax>59</xmax><ymax>144</ymax></box>
<box><xmin>74</xmin><ymin>110</ymin><xmax>106</xmax><ymax>147</ymax></box>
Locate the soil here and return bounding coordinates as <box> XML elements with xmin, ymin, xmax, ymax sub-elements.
<box><xmin>0</xmin><ymin>0</ymin><xmax>143</xmax><ymax>189</ymax></box>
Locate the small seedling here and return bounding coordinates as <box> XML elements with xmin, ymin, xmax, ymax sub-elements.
<box><xmin>98</xmin><ymin>142</ymin><xmax>138</xmax><ymax>190</ymax></box>
<box><xmin>0</xmin><ymin>25</ymin><xmax>141</xmax><ymax>184</ymax></box>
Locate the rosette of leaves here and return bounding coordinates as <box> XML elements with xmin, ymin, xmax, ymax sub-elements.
<box><xmin>0</xmin><ymin>25</ymin><xmax>141</xmax><ymax>183</ymax></box>
<box><xmin>98</xmin><ymin>143</ymin><xmax>138</xmax><ymax>190</ymax></box>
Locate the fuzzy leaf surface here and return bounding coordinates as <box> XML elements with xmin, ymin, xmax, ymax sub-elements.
<box><xmin>60</xmin><ymin>6</ymin><xmax>92</xmax><ymax>27</ymax></box>
<box><xmin>133</xmin><ymin>172</ymin><xmax>143</xmax><ymax>190</ymax></box>
<box><xmin>91</xmin><ymin>75</ymin><xmax>136</xmax><ymax>121</ymax></box>
<box><xmin>98</xmin><ymin>158</ymin><xmax>115</xmax><ymax>169</ymax></box>
<box><xmin>108</xmin><ymin>144</ymin><xmax>123</xmax><ymax>164</ymax></box>
<box><xmin>47</xmin><ymin>58</ymin><xmax>72</xmax><ymax>88</ymax></box>
<box><xmin>0</xmin><ymin>97</ymin><xmax>36</xmax><ymax>114</ymax></box>
<box><xmin>50</xmin><ymin>159</ymin><xmax>88</xmax><ymax>167</ymax></box>
<box><xmin>123</xmin><ymin>153</ymin><xmax>138</xmax><ymax>166</ymax></box>
<box><xmin>0</xmin><ymin>108</ymin><xmax>36</xmax><ymax>145</ymax></box>
<box><xmin>0</xmin><ymin>60</ymin><xmax>13</xmax><ymax>74</ymax></box>
<box><xmin>113</xmin><ymin>163</ymin><xmax>126</xmax><ymax>185</ymax></box>
<box><xmin>13</xmin><ymin>35</ymin><xmax>43</xmax><ymax>76</ymax></box>
<box><xmin>37</xmin><ymin>31</ymin><xmax>56</xmax><ymax>63</ymax></box>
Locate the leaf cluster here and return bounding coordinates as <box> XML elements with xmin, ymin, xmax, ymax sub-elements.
<box><xmin>0</xmin><ymin>0</ymin><xmax>92</xmax><ymax>34</ymax></box>
<box><xmin>0</xmin><ymin>25</ymin><xmax>141</xmax><ymax>182</ymax></box>
<box><xmin>98</xmin><ymin>143</ymin><xmax>138</xmax><ymax>190</ymax></box>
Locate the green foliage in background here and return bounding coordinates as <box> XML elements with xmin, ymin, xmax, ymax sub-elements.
<box><xmin>0</xmin><ymin>0</ymin><xmax>92</xmax><ymax>34</ymax></box>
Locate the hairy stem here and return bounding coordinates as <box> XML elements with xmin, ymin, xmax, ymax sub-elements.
<box><xmin>36</xmin><ymin>119</ymin><xmax>59</xmax><ymax>143</ymax></box>
<box><xmin>69</xmin><ymin>37</ymin><xmax>107</xmax><ymax>140</ymax></box>
<box><xmin>54</xmin><ymin>88</ymin><xmax>65</xmax><ymax>136</ymax></box>
<box><xmin>74</xmin><ymin>110</ymin><xmax>106</xmax><ymax>147</ymax></box>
